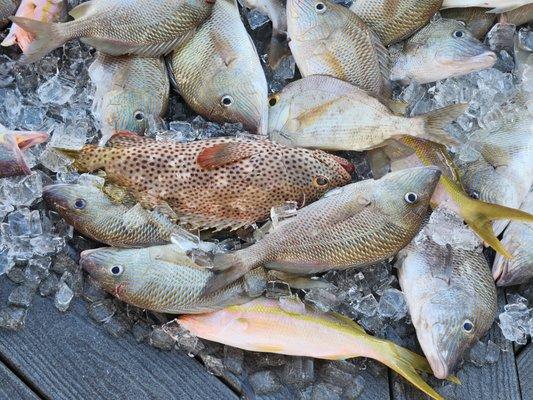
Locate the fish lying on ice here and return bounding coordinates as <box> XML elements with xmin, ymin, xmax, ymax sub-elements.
<box><xmin>0</xmin><ymin>125</ymin><xmax>48</xmax><ymax>178</ymax></box>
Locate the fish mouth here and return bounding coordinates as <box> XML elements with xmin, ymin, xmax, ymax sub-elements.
<box><xmin>1</xmin><ymin>131</ymin><xmax>48</xmax><ymax>177</ymax></box>
<box><xmin>439</xmin><ymin>50</ymin><xmax>496</xmax><ymax>69</ymax></box>
<box><xmin>331</xmin><ymin>155</ymin><xmax>355</xmax><ymax>175</ymax></box>
<box><xmin>42</xmin><ymin>184</ymin><xmax>71</xmax><ymax>213</ymax></box>
<box><xmin>426</xmin><ymin>352</ymin><xmax>450</xmax><ymax>380</ymax></box>
<box><xmin>79</xmin><ymin>248</ymin><xmax>108</xmax><ymax>275</ymax></box>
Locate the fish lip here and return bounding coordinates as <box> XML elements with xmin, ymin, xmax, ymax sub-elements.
<box><xmin>331</xmin><ymin>155</ymin><xmax>355</xmax><ymax>175</ymax></box>
<box><xmin>15</xmin><ymin>131</ymin><xmax>49</xmax><ymax>150</ymax></box>
<box><xmin>1</xmin><ymin>131</ymin><xmax>49</xmax><ymax>176</ymax></box>
<box><xmin>427</xmin><ymin>352</ymin><xmax>450</xmax><ymax>380</ymax></box>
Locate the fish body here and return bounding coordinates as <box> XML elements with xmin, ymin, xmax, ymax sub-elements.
<box><xmin>287</xmin><ymin>0</ymin><xmax>391</xmax><ymax>97</ymax></box>
<box><xmin>10</xmin><ymin>0</ymin><xmax>214</xmax><ymax>63</ymax></box>
<box><xmin>61</xmin><ymin>134</ymin><xmax>353</xmax><ymax>231</ymax></box>
<box><xmin>493</xmin><ymin>192</ymin><xmax>533</xmax><ymax>286</ymax></box>
<box><xmin>43</xmin><ymin>183</ymin><xmax>180</xmax><ymax>248</ymax></box>
<box><xmin>206</xmin><ymin>167</ymin><xmax>441</xmax><ymax>292</ymax></box>
<box><xmin>0</xmin><ymin>126</ymin><xmax>48</xmax><ymax>178</ymax></box>
<box><xmin>268</xmin><ymin>75</ymin><xmax>464</xmax><ymax>151</ymax></box>
<box><xmin>349</xmin><ymin>0</ymin><xmax>442</xmax><ymax>45</ymax></box>
<box><xmin>170</xmin><ymin>0</ymin><xmax>268</xmax><ymax>134</ymax></box>
<box><xmin>80</xmin><ymin>244</ymin><xmax>267</xmax><ymax>314</ymax></box>
<box><xmin>89</xmin><ymin>52</ymin><xmax>169</xmax><ymax>143</ymax></box>
<box><xmin>440</xmin><ymin>7</ymin><xmax>496</xmax><ymax>39</ymax></box>
<box><xmin>179</xmin><ymin>297</ymin><xmax>447</xmax><ymax>400</ymax></box>
<box><xmin>504</xmin><ymin>4</ymin><xmax>533</xmax><ymax>25</ymax></box>
<box><xmin>391</xmin><ymin>18</ymin><xmax>496</xmax><ymax>85</ymax></box>
<box><xmin>2</xmin><ymin>0</ymin><xmax>64</xmax><ymax>53</ymax></box>
<box><xmin>397</xmin><ymin>208</ymin><xmax>497</xmax><ymax>379</ymax></box>
<box><xmin>441</xmin><ymin>0</ymin><xmax>532</xmax><ymax>13</ymax></box>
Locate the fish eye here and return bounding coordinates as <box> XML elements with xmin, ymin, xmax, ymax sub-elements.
<box><xmin>134</xmin><ymin>111</ymin><xmax>145</xmax><ymax>121</ymax></box>
<box><xmin>74</xmin><ymin>198</ymin><xmax>87</xmax><ymax>209</ymax></box>
<box><xmin>462</xmin><ymin>320</ymin><xmax>474</xmax><ymax>333</ymax></box>
<box><xmin>453</xmin><ymin>30</ymin><xmax>464</xmax><ymax>38</ymax></box>
<box><xmin>269</xmin><ymin>96</ymin><xmax>278</xmax><ymax>107</ymax></box>
<box><xmin>110</xmin><ymin>265</ymin><xmax>124</xmax><ymax>276</ymax></box>
<box><xmin>315</xmin><ymin>2</ymin><xmax>326</xmax><ymax>12</ymax></box>
<box><xmin>313</xmin><ymin>175</ymin><xmax>329</xmax><ymax>187</ymax></box>
<box><xmin>221</xmin><ymin>95</ymin><xmax>234</xmax><ymax>107</ymax></box>
<box><xmin>404</xmin><ymin>192</ymin><xmax>419</xmax><ymax>204</ymax></box>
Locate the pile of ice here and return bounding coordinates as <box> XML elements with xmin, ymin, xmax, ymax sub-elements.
<box><xmin>498</xmin><ymin>294</ymin><xmax>533</xmax><ymax>345</ymax></box>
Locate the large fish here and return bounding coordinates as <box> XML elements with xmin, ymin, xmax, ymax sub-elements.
<box><xmin>80</xmin><ymin>244</ymin><xmax>268</xmax><ymax>314</ymax></box>
<box><xmin>287</xmin><ymin>0</ymin><xmax>391</xmax><ymax>97</ymax></box>
<box><xmin>391</xmin><ymin>18</ymin><xmax>496</xmax><ymax>85</ymax></box>
<box><xmin>89</xmin><ymin>52</ymin><xmax>169</xmax><ymax>143</ymax></box>
<box><xmin>0</xmin><ymin>125</ymin><xmax>48</xmax><ymax>178</ymax></box>
<box><xmin>10</xmin><ymin>0</ymin><xmax>214</xmax><ymax>63</ymax></box>
<box><xmin>179</xmin><ymin>297</ymin><xmax>452</xmax><ymax>400</ymax></box>
<box><xmin>58</xmin><ymin>134</ymin><xmax>353</xmax><ymax>231</ymax></box>
<box><xmin>440</xmin><ymin>7</ymin><xmax>496</xmax><ymax>39</ymax></box>
<box><xmin>268</xmin><ymin>75</ymin><xmax>464</xmax><ymax>151</ymax></box>
<box><xmin>43</xmin><ymin>183</ymin><xmax>180</xmax><ymax>248</ymax></box>
<box><xmin>396</xmin><ymin>208</ymin><xmax>497</xmax><ymax>379</ymax></box>
<box><xmin>205</xmin><ymin>167</ymin><xmax>441</xmax><ymax>292</ymax></box>
<box><xmin>441</xmin><ymin>0</ymin><xmax>533</xmax><ymax>12</ymax></box>
<box><xmin>493</xmin><ymin>192</ymin><xmax>533</xmax><ymax>286</ymax></box>
<box><xmin>169</xmin><ymin>0</ymin><xmax>268</xmax><ymax>134</ymax></box>
<box><xmin>349</xmin><ymin>0</ymin><xmax>442</xmax><ymax>45</ymax></box>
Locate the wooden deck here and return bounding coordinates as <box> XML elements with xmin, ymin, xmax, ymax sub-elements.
<box><xmin>0</xmin><ymin>278</ymin><xmax>529</xmax><ymax>400</ymax></box>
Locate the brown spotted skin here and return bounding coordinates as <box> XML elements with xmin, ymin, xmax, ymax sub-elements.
<box><xmin>70</xmin><ymin>135</ymin><xmax>352</xmax><ymax>231</ymax></box>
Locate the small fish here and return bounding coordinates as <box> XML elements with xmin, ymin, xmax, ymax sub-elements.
<box><xmin>10</xmin><ymin>0</ymin><xmax>214</xmax><ymax>64</ymax></box>
<box><xmin>2</xmin><ymin>0</ymin><xmax>64</xmax><ymax>53</ymax></box>
<box><xmin>58</xmin><ymin>134</ymin><xmax>353</xmax><ymax>231</ymax></box>
<box><xmin>440</xmin><ymin>7</ymin><xmax>496</xmax><ymax>39</ymax></box>
<box><xmin>493</xmin><ymin>192</ymin><xmax>533</xmax><ymax>286</ymax></box>
<box><xmin>503</xmin><ymin>4</ymin><xmax>533</xmax><ymax>25</ymax></box>
<box><xmin>240</xmin><ymin>0</ymin><xmax>289</xmax><ymax>68</ymax></box>
<box><xmin>89</xmin><ymin>52</ymin><xmax>169</xmax><ymax>143</ymax></box>
<box><xmin>0</xmin><ymin>125</ymin><xmax>48</xmax><ymax>178</ymax></box>
<box><xmin>170</xmin><ymin>0</ymin><xmax>268</xmax><ymax>134</ymax></box>
<box><xmin>441</xmin><ymin>0</ymin><xmax>532</xmax><ymax>13</ymax></box>
<box><xmin>0</xmin><ymin>0</ymin><xmax>17</xmax><ymax>28</ymax></box>
<box><xmin>80</xmin><ymin>244</ymin><xmax>268</xmax><ymax>314</ymax></box>
<box><xmin>179</xmin><ymin>297</ymin><xmax>450</xmax><ymax>400</ymax></box>
<box><xmin>287</xmin><ymin>0</ymin><xmax>391</xmax><ymax>97</ymax></box>
<box><xmin>391</xmin><ymin>18</ymin><xmax>496</xmax><ymax>85</ymax></box>
<box><xmin>206</xmin><ymin>167</ymin><xmax>441</xmax><ymax>293</ymax></box>
<box><xmin>43</xmin><ymin>183</ymin><xmax>181</xmax><ymax>248</ymax></box>
<box><xmin>349</xmin><ymin>0</ymin><xmax>443</xmax><ymax>45</ymax></box>
<box><xmin>397</xmin><ymin>208</ymin><xmax>497</xmax><ymax>379</ymax></box>
<box><xmin>268</xmin><ymin>75</ymin><xmax>465</xmax><ymax>151</ymax></box>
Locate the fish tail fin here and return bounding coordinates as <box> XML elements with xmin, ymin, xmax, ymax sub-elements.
<box><xmin>9</xmin><ymin>17</ymin><xmax>67</xmax><ymax>63</ymax></box>
<box><xmin>419</xmin><ymin>104</ymin><xmax>468</xmax><ymax>147</ymax></box>
<box><xmin>204</xmin><ymin>252</ymin><xmax>252</xmax><ymax>295</ymax></box>
<box><xmin>267</xmin><ymin>32</ymin><xmax>289</xmax><ymax>70</ymax></box>
<box><xmin>54</xmin><ymin>145</ymin><xmax>108</xmax><ymax>173</ymax></box>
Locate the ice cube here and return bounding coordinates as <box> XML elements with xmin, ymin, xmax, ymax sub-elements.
<box><xmin>354</xmin><ymin>293</ymin><xmax>378</xmax><ymax>317</ymax></box>
<box><xmin>498</xmin><ymin>309</ymin><xmax>530</xmax><ymax>345</ymax></box>
<box><xmin>149</xmin><ymin>327</ymin><xmax>175</xmax><ymax>351</ymax></box>
<box><xmin>279</xmin><ymin>295</ymin><xmax>306</xmax><ymax>314</ymax></box>
<box><xmin>0</xmin><ymin>306</ymin><xmax>28</xmax><ymax>331</ymax></box>
<box><xmin>39</xmin><ymin>273</ymin><xmax>59</xmax><ymax>297</ymax></box>
<box><xmin>158</xmin><ymin>121</ymin><xmax>197</xmax><ymax>142</ymax></box>
<box><xmin>305</xmin><ymin>288</ymin><xmax>341</xmax><ymax>313</ymax></box>
<box><xmin>377</xmin><ymin>288</ymin><xmax>407</xmax><ymax>320</ymax></box>
<box><xmin>37</xmin><ymin>75</ymin><xmax>76</xmax><ymax>105</ymax></box>
<box><xmin>163</xmin><ymin>320</ymin><xmax>205</xmax><ymax>355</ymax></box>
<box><xmin>201</xmin><ymin>354</ymin><xmax>225</xmax><ymax>376</ymax></box>
<box><xmin>271</xmin><ymin>201</ymin><xmax>298</xmax><ymax>228</ymax></box>
<box><xmin>49</xmin><ymin>124</ymin><xmax>87</xmax><ymax>150</ymax></box>
<box><xmin>39</xmin><ymin>147</ymin><xmax>74</xmax><ymax>173</ymax></box>
<box><xmin>77</xmin><ymin>173</ymin><xmax>105</xmax><ymax>188</ymax></box>
<box><xmin>249</xmin><ymin>371</ymin><xmax>282</xmax><ymax>395</ymax></box>
<box><xmin>8</xmin><ymin>284</ymin><xmax>36</xmax><ymax>308</ymax></box>
<box><xmin>487</xmin><ymin>23</ymin><xmax>516</xmax><ymax>53</ymax></box>
<box><xmin>245</xmin><ymin>9</ymin><xmax>270</xmax><ymax>30</ymax></box>
<box><xmin>88</xmin><ymin>299</ymin><xmax>116</xmax><ymax>323</ymax></box>
<box><xmin>54</xmin><ymin>277</ymin><xmax>74</xmax><ymax>312</ymax></box>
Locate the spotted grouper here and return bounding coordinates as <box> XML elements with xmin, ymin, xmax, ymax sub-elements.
<box><xmin>59</xmin><ymin>134</ymin><xmax>353</xmax><ymax>231</ymax></box>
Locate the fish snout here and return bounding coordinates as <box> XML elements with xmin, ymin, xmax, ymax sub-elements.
<box><xmin>79</xmin><ymin>248</ymin><xmax>109</xmax><ymax>275</ymax></box>
<box><xmin>42</xmin><ymin>184</ymin><xmax>71</xmax><ymax>211</ymax></box>
<box><xmin>426</xmin><ymin>353</ymin><xmax>450</xmax><ymax>380</ymax></box>
<box><xmin>331</xmin><ymin>155</ymin><xmax>355</xmax><ymax>175</ymax></box>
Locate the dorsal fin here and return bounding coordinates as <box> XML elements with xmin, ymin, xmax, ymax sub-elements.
<box><xmin>69</xmin><ymin>1</ymin><xmax>96</xmax><ymax>19</ymax></box>
<box><xmin>106</xmin><ymin>131</ymin><xmax>145</xmax><ymax>148</ymax></box>
<box><xmin>196</xmin><ymin>142</ymin><xmax>256</xmax><ymax>169</ymax></box>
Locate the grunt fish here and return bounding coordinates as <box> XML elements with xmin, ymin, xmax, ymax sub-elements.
<box><xmin>0</xmin><ymin>125</ymin><xmax>48</xmax><ymax>178</ymax></box>
<box><xmin>391</xmin><ymin>18</ymin><xmax>496</xmax><ymax>85</ymax></box>
<box><xmin>349</xmin><ymin>0</ymin><xmax>443</xmax><ymax>45</ymax></box>
<box><xmin>58</xmin><ymin>133</ymin><xmax>353</xmax><ymax>232</ymax></box>
<box><xmin>80</xmin><ymin>244</ymin><xmax>268</xmax><ymax>314</ymax></box>
<box><xmin>10</xmin><ymin>0</ymin><xmax>214</xmax><ymax>63</ymax></box>
<box><xmin>440</xmin><ymin>7</ymin><xmax>496</xmax><ymax>39</ymax></box>
<box><xmin>170</xmin><ymin>0</ymin><xmax>268</xmax><ymax>134</ymax></box>
<box><xmin>268</xmin><ymin>75</ymin><xmax>465</xmax><ymax>151</ymax></box>
<box><xmin>287</xmin><ymin>0</ymin><xmax>391</xmax><ymax>97</ymax></box>
<box><xmin>441</xmin><ymin>0</ymin><xmax>533</xmax><ymax>13</ymax></box>
<box><xmin>89</xmin><ymin>52</ymin><xmax>169</xmax><ymax>143</ymax></box>
<box><xmin>205</xmin><ymin>167</ymin><xmax>441</xmax><ymax>292</ymax></box>
<box><xmin>396</xmin><ymin>208</ymin><xmax>497</xmax><ymax>379</ymax></box>
<box><xmin>43</xmin><ymin>183</ymin><xmax>181</xmax><ymax>248</ymax></box>
<box><xmin>493</xmin><ymin>192</ymin><xmax>533</xmax><ymax>287</ymax></box>
<box><xmin>179</xmin><ymin>297</ymin><xmax>451</xmax><ymax>400</ymax></box>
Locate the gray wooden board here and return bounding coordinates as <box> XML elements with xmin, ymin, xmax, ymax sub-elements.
<box><xmin>518</xmin><ymin>343</ymin><xmax>533</xmax><ymax>400</ymax></box>
<box><xmin>0</xmin><ymin>278</ymin><xmax>237</xmax><ymax>400</ymax></box>
<box><xmin>0</xmin><ymin>360</ymin><xmax>40</xmax><ymax>400</ymax></box>
<box><xmin>391</xmin><ymin>289</ymin><xmax>521</xmax><ymax>400</ymax></box>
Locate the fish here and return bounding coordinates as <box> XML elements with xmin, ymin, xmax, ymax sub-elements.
<box><xmin>169</xmin><ymin>0</ymin><xmax>268</xmax><ymax>134</ymax></box>
<box><xmin>42</xmin><ymin>183</ymin><xmax>184</xmax><ymax>248</ymax></box>
<box><xmin>0</xmin><ymin>0</ymin><xmax>17</xmax><ymax>28</ymax></box>
<box><xmin>205</xmin><ymin>167</ymin><xmax>441</xmax><ymax>293</ymax></box>
<box><xmin>396</xmin><ymin>208</ymin><xmax>497</xmax><ymax>379</ymax></box>
<box><xmin>349</xmin><ymin>0</ymin><xmax>443</xmax><ymax>46</ymax></box>
<box><xmin>0</xmin><ymin>125</ymin><xmax>49</xmax><ymax>178</ymax></box>
<box><xmin>2</xmin><ymin>0</ymin><xmax>64</xmax><ymax>53</ymax></box>
<box><xmin>80</xmin><ymin>244</ymin><xmax>269</xmax><ymax>314</ymax></box>
<box><xmin>9</xmin><ymin>0</ymin><xmax>215</xmax><ymax>64</ymax></box>
<box><xmin>391</xmin><ymin>18</ymin><xmax>496</xmax><ymax>85</ymax></box>
<box><xmin>88</xmin><ymin>52</ymin><xmax>169</xmax><ymax>143</ymax></box>
<box><xmin>503</xmin><ymin>4</ymin><xmax>533</xmax><ymax>25</ymax></box>
<box><xmin>240</xmin><ymin>0</ymin><xmax>289</xmax><ymax>68</ymax></box>
<box><xmin>440</xmin><ymin>7</ymin><xmax>496</xmax><ymax>39</ymax></box>
<box><xmin>179</xmin><ymin>297</ymin><xmax>451</xmax><ymax>400</ymax></box>
<box><xmin>287</xmin><ymin>0</ymin><xmax>391</xmax><ymax>98</ymax></box>
<box><xmin>441</xmin><ymin>0</ymin><xmax>533</xmax><ymax>13</ymax></box>
<box><xmin>268</xmin><ymin>75</ymin><xmax>465</xmax><ymax>151</ymax></box>
<box><xmin>57</xmin><ymin>133</ymin><xmax>353</xmax><ymax>232</ymax></box>
<box><xmin>493</xmin><ymin>192</ymin><xmax>533</xmax><ymax>286</ymax></box>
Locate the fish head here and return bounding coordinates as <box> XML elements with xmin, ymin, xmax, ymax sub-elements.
<box><xmin>287</xmin><ymin>0</ymin><xmax>342</xmax><ymax>41</ymax></box>
<box><xmin>300</xmin><ymin>150</ymin><xmax>354</xmax><ymax>195</ymax></box>
<box><xmin>0</xmin><ymin>130</ymin><xmax>49</xmax><ymax>178</ymax></box>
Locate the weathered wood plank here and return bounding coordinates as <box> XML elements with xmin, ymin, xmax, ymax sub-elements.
<box><xmin>517</xmin><ymin>343</ymin><xmax>533</xmax><ymax>400</ymax></box>
<box><xmin>0</xmin><ymin>361</ymin><xmax>40</xmax><ymax>400</ymax></box>
<box><xmin>0</xmin><ymin>279</ymin><xmax>237</xmax><ymax>400</ymax></box>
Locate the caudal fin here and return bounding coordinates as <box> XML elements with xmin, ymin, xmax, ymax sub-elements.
<box><xmin>267</xmin><ymin>32</ymin><xmax>290</xmax><ymax>70</ymax></box>
<box><xmin>419</xmin><ymin>104</ymin><xmax>468</xmax><ymax>148</ymax></box>
<box><xmin>204</xmin><ymin>253</ymin><xmax>252</xmax><ymax>295</ymax></box>
<box><xmin>9</xmin><ymin>17</ymin><xmax>67</xmax><ymax>63</ymax></box>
